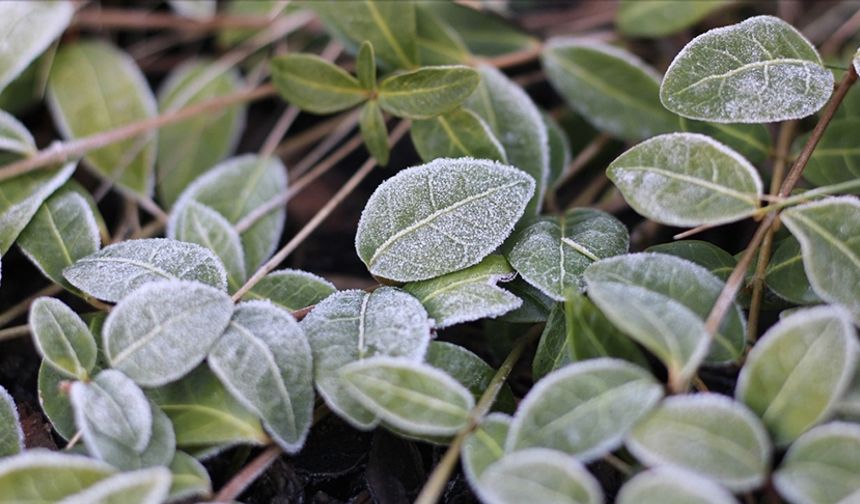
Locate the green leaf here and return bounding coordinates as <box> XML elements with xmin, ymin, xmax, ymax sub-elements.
<box><xmin>216</xmin><ymin>0</ymin><xmax>281</xmax><ymax>47</ymax></box>
<box><xmin>377</xmin><ymin>65</ymin><xmax>479</xmax><ymax>119</ymax></box>
<box><xmin>410</xmin><ymin>107</ymin><xmax>506</xmax><ymax>163</ymax></box>
<box><xmin>0</xmin><ymin>385</ymin><xmax>22</xmax><ymax>457</ymax></box>
<box><xmin>678</xmin><ymin>117</ymin><xmax>771</xmax><ymax>166</ymax></box>
<box><xmin>156</xmin><ymin>59</ymin><xmax>246</xmax><ymax>208</ymax></box>
<box><xmin>466</xmin><ymin>66</ymin><xmax>549</xmax><ymax>216</ymax></box>
<box><xmin>241</xmin><ymin>268</ymin><xmax>336</xmax><ymax>311</ymax></box>
<box><xmin>38</xmin><ymin>361</ymin><xmax>78</xmax><ymax>440</ymax></box>
<box><xmin>426</xmin><ymin>341</ymin><xmax>516</xmax><ymax>413</ymax></box>
<box><xmin>647</xmin><ymin>240</ymin><xmax>736</xmax><ymax>281</ymax></box>
<box><xmin>497</xmin><ymin>279</ymin><xmax>555</xmax><ymax>323</ymax></box>
<box><xmin>359</xmin><ymin>100</ymin><xmax>389</xmax><ymax>165</ymax></box>
<box><xmin>59</xmin><ymin>467</ymin><xmax>171</xmax><ymax>504</ymax></box>
<box><xmin>617</xmin><ymin>467</ymin><xmax>739</xmax><ymax>504</ymax></box>
<box><xmin>462</xmin><ymin>413</ymin><xmax>511</xmax><ymax>488</ymax></box>
<box><xmin>766</xmin><ymin>236</ymin><xmax>821</xmax><ymax>305</ymax></box>
<box><xmin>478</xmin><ymin>448</ymin><xmax>604</xmax><ymax>504</ymax></box>
<box><xmin>505</xmin><ymin>208</ymin><xmax>629</xmax><ymax>301</ymax></box>
<box><xmin>781</xmin><ymin>197</ymin><xmax>860</xmax><ymax>323</ymax></box>
<box><xmin>48</xmin><ymin>41</ymin><xmax>157</xmax><ymax>195</ymax></box>
<box><xmin>0</xmin><ymin>1</ymin><xmax>72</xmax><ymax>92</ymax></box>
<box><xmin>660</xmin><ymin>15</ymin><xmax>834</xmax><ymax>123</ymax></box>
<box><xmin>509</xmin><ymin>358</ymin><xmax>662</xmax><ymax>461</ymax></box>
<box><xmin>404</xmin><ymin>254</ymin><xmax>520</xmax><ymax>329</ymax></box>
<box><xmin>355</xmin><ymin>158</ymin><xmax>534</xmax><ymax>282</ymax></box>
<box><xmin>542</xmin><ymin>38</ymin><xmax>678</xmax><ymax>141</ymax></box>
<box><xmin>208</xmin><ymin>301</ymin><xmax>314</xmax><ymax>453</ymax></box>
<box><xmin>415</xmin><ymin>5</ymin><xmax>470</xmax><ymax>65</ymax></box>
<box><xmin>29</xmin><ymin>297</ymin><xmax>97</xmax><ymax>380</ymax></box>
<box><xmin>271</xmin><ymin>54</ymin><xmax>367</xmax><ymax>114</ymax></box>
<box><xmin>736</xmin><ymin>306</ymin><xmax>858</xmax><ymax>445</ymax></box>
<box><xmin>533</xmin><ymin>304</ymin><xmax>572</xmax><ymax>380</ymax></box>
<box><xmin>104</xmin><ymin>280</ymin><xmax>233</xmax><ymax>387</ymax></box>
<box><xmin>608</xmin><ymin>133</ymin><xmax>763</xmax><ymax>227</ymax></box>
<box><xmin>83</xmin><ymin>398</ymin><xmax>175</xmax><ymax>471</ymax></box>
<box><xmin>167</xmin><ymin>452</ymin><xmax>211</xmax><ymax>503</ymax></box>
<box><xmin>544</xmin><ymin>112</ymin><xmax>572</xmax><ymax>187</ymax></box>
<box><xmin>0</xmin><ymin>109</ymin><xmax>36</xmax><ymax>155</ymax></box>
<box><xmin>0</xmin><ymin>450</ymin><xmax>116</xmax><ymax>501</ymax></box>
<box><xmin>356</xmin><ymin>41</ymin><xmax>376</xmax><ymax>90</ymax></box>
<box><xmin>798</xmin><ymin>119</ymin><xmax>860</xmax><ymax>190</ymax></box>
<box><xmin>64</xmin><ymin>238</ymin><xmax>228</xmax><ymax>302</ymax></box>
<box><xmin>774</xmin><ymin>422</ymin><xmax>860</xmax><ymax>504</ymax></box>
<box><xmin>419</xmin><ymin>2</ymin><xmax>537</xmax><ymax>57</ymax></box>
<box><xmin>300</xmin><ymin>287</ymin><xmax>432</xmax><ymax>429</ymax></box>
<box><xmin>341</xmin><ymin>356</ymin><xmax>474</xmax><ymax>436</ymax></box>
<box><xmin>627</xmin><ymin>393</ymin><xmax>771</xmax><ymax>491</ymax></box>
<box><xmin>616</xmin><ymin>0</ymin><xmax>730</xmax><ymax>38</ymax></box>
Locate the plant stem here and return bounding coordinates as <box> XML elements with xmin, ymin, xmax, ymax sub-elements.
<box><xmin>0</xmin><ymin>284</ymin><xmax>62</xmax><ymax>329</ymax></box>
<box><xmin>0</xmin><ymin>324</ymin><xmax>30</xmax><ymax>342</ymax></box>
<box><xmin>73</xmin><ymin>8</ymin><xmax>282</xmax><ymax>31</ymax></box>
<box><xmin>213</xmin><ymin>444</ymin><xmax>283</xmax><ymax>502</ymax></box>
<box><xmin>547</xmin><ymin>133</ymin><xmax>611</xmax><ymax>213</ymax></box>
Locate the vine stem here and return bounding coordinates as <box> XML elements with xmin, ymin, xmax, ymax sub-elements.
<box><xmin>0</xmin><ymin>324</ymin><xmax>30</xmax><ymax>342</ymax></box>
<box><xmin>73</xmin><ymin>7</ymin><xmax>282</xmax><ymax>31</ymax></box>
<box><xmin>0</xmin><ymin>284</ymin><xmax>62</xmax><ymax>329</ymax></box>
<box><xmin>213</xmin><ymin>444</ymin><xmax>283</xmax><ymax>502</ymax></box>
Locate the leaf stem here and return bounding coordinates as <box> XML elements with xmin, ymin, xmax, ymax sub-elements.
<box><xmin>213</xmin><ymin>444</ymin><xmax>283</xmax><ymax>502</ymax></box>
<box><xmin>0</xmin><ymin>324</ymin><xmax>30</xmax><ymax>342</ymax></box>
<box><xmin>0</xmin><ymin>284</ymin><xmax>62</xmax><ymax>329</ymax></box>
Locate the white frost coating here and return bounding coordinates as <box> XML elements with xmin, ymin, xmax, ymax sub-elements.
<box><xmin>29</xmin><ymin>297</ymin><xmax>96</xmax><ymax>380</ymax></box>
<box><xmin>82</xmin><ymin>398</ymin><xmax>175</xmax><ymax>471</ymax></box>
<box><xmin>478</xmin><ymin>448</ymin><xmax>604</xmax><ymax>504</ymax></box>
<box><xmin>0</xmin><ymin>385</ymin><xmax>23</xmax><ymax>455</ymax></box>
<box><xmin>355</xmin><ymin>157</ymin><xmax>535</xmax><ymax>282</ymax></box>
<box><xmin>462</xmin><ymin>413</ymin><xmax>511</xmax><ymax>504</ymax></box>
<box><xmin>208</xmin><ymin>300</ymin><xmax>314</xmax><ymax>454</ymax></box>
<box><xmin>0</xmin><ymin>109</ymin><xmax>35</xmax><ymax>154</ymax></box>
<box><xmin>173</xmin><ymin>200</ymin><xmax>247</xmax><ymax>290</ymax></box>
<box><xmin>57</xmin><ymin>466</ymin><xmax>171</xmax><ymax>504</ymax></box>
<box><xmin>103</xmin><ymin>280</ymin><xmax>233</xmax><ymax>387</ymax></box>
<box><xmin>63</xmin><ymin>238</ymin><xmax>228</xmax><ymax>302</ymax></box>
<box><xmin>617</xmin><ymin>467</ymin><xmax>738</xmax><ymax>504</ymax></box>
<box><xmin>626</xmin><ymin>393</ymin><xmax>772</xmax><ymax>492</ymax></box>
<box><xmin>243</xmin><ymin>268</ymin><xmax>336</xmax><ymax>311</ymax></box>
<box><xmin>0</xmin><ymin>1</ymin><xmax>73</xmax><ymax>91</ymax></box>
<box><xmin>608</xmin><ymin>132</ymin><xmax>763</xmax><ymax>227</ymax></box>
<box><xmin>661</xmin><ymin>15</ymin><xmax>834</xmax><ymax>123</ymax></box>
<box><xmin>0</xmin><ymin>448</ymin><xmax>114</xmax><ymax>479</ymax></box>
<box><xmin>507</xmin><ymin>358</ymin><xmax>662</xmax><ymax>462</ymax></box>
<box><xmin>300</xmin><ymin>288</ymin><xmax>432</xmax><ymax>430</ymax></box>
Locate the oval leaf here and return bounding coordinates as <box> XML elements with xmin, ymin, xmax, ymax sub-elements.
<box><xmin>0</xmin><ymin>108</ymin><xmax>35</xmax><ymax>155</ymax></box>
<box><xmin>271</xmin><ymin>54</ymin><xmax>368</xmax><ymax>114</ymax></box>
<box><xmin>167</xmin><ymin>451</ymin><xmax>211</xmax><ymax>502</ymax></box>
<box><xmin>378</xmin><ymin>65</ymin><xmax>479</xmax><ymax>119</ymax></box>
<box><xmin>0</xmin><ymin>385</ymin><xmax>22</xmax><ymax>457</ymax></box>
<box><xmin>59</xmin><ymin>467</ymin><xmax>171</xmax><ymax>504</ymax></box>
<box><xmin>29</xmin><ymin>297</ymin><xmax>97</xmax><ymax>380</ymax></box>
<box><xmin>617</xmin><ymin>467</ymin><xmax>739</xmax><ymax>504</ymax></box>
<box><xmin>765</xmin><ymin>236</ymin><xmax>821</xmax><ymax>305</ymax></box>
<box><xmin>647</xmin><ymin>239</ymin><xmax>737</xmax><ymax>281</ymax></box>
<box><xmin>679</xmin><ymin>116</ymin><xmax>771</xmax><ymax>165</ymax></box>
<box><xmin>410</xmin><ymin>107</ymin><xmax>506</xmax><ymax>163</ymax></box>
<box><xmin>359</xmin><ymin>100</ymin><xmax>389</xmax><ymax>165</ymax></box>
<box><xmin>0</xmin><ymin>0</ymin><xmax>72</xmax><ymax>91</ymax></box>
<box><xmin>616</xmin><ymin>0</ymin><xmax>730</xmax><ymax>38</ymax></box>
<box><xmin>0</xmin><ymin>450</ymin><xmax>115</xmax><ymax>501</ymax></box>
<box><xmin>241</xmin><ymin>268</ymin><xmax>335</xmax><ymax>311</ymax></box>
<box><xmin>796</xmin><ymin>118</ymin><xmax>860</xmax><ymax>189</ymax></box>
<box><xmin>426</xmin><ymin>341</ymin><xmax>516</xmax><ymax>413</ymax></box>
<box><xmin>462</xmin><ymin>413</ymin><xmax>511</xmax><ymax>491</ymax></box>
<box><xmin>357</xmin><ymin>41</ymin><xmax>376</xmax><ymax>90</ymax></box>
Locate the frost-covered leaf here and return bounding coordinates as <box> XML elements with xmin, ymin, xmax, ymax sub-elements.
<box><xmin>48</xmin><ymin>41</ymin><xmax>157</xmax><ymax>195</ymax></box>
<box><xmin>542</xmin><ymin>38</ymin><xmax>678</xmax><ymax>141</ymax></box>
<box><xmin>208</xmin><ymin>301</ymin><xmax>314</xmax><ymax>453</ymax></box>
<box><xmin>505</xmin><ymin>208</ymin><xmax>629</xmax><ymax>301</ymax></box>
<box><xmin>104</xmin><ymin>280</ymin><xmax>233</xmax><ymax>386</ymax></box>
<box><xmin>678</xmin><ymin>117</ymin><xmax>771</xmax><ymax>166</ymax></box>
<box><xmin>147</xmin><ymin>365</ymin><xmax>267</xmax><ymax>449</ymax></box>
<box><xmin>404</xmin><ymin>254</ymin><xmax>520</xmax><ymax>328</ymax></box>
<box><xmin>38</xmin><ymin>361</ymin><xmax>79</xmax><ymax>440</ymax></box>
<box><xmin>241</xmin><ymin>268</ymin><xmax>336</xmax><ymax>311</ymax></box>
<box><xmin>169</xmin><ymin>154</ymin><xmax>287</xmax><ymax>273</ymax></box>
<box><xmin>647</xmin><ymin>240</ymin><xmax>736</xmax><ymax>281</ymax></box>
<box><xmin>781</xmin><ymin>197</ymin><xmax>860</xmax><ymax>323</ymax></box>
<box><xmin>421</xmin><ymin>2</ymin><xmax>536</xmax><ymax>57</ymax></box>
<box><xmin>410</xmin><ymin>107</ymin><xmax>506</xmax><ymax>163</ymax></box>
<box><xmin>0</xmin><ymin>108</ymin><xmax>35</xmax><ymax>155</ymax></box>
<box><xmin>660</xmin><ymin>15</ymin><xmax>834</xmax><ymax>123</ymax></box>
<box><xmin>64</xmin><ymin>238</ymin><xmax>228</xmax><ymax>302</ymax></box>
<box><xmin>355</xmin><ymin>158</ymin><xmax>534</xmax><ymax>282</ymax></box>
<box><xmin>798</xmin><ymin>119</ymin><xmax>860</xmax><ymax>190</ymax></box>
<box><xmin>509</xmin><ymin>358</ymin><xmax>662</xmax><ymax>462</ymax></box>
<box><xmin>59</xmin><ymin>467</ymin><xmax>171</xmax><ymax>504</ymax></box>
<box><xmin>415</xmin><ymin>5</ymin><xmax>470</xmax><ymax>65</ymax></box>
<box><xmin>29</xmin><ymin>297</ymin><xmax>97</xmax><ymax>380</ymax></box>
<box><xmin>617</xmin><ymin>467</ymin><xmax>739</xmax><ymax>504</ymax></box>
<box><xmin>608</xmin><ymin>133</ymin><xmax>763</xmax><ymax>227</ymax></box>
<box><xmin>544</xmin><ymin>112</ymin><xmax>572</xmax><ymax>187</ymax></box>
<box><xmin>426</xmin><ymin>341</ymin><xmax>515</xmax><ymax>413</ymax></box>
<box><xmin>627</xmin><ymin>393</ymin><xmax>771</xmax><ymax>491</ymax></box>
<box><xmin>498</xmin><ymin>279</ymin><xmax>555</xmax><ymax>323</ymax></box>
<box><xmin>0</xmin><ymin>1</ymin><xmax>72</xmax><ymax>92</ymax></box>
<box><xmin>0</xmin><ymin>450</ymin><xmax>115</xmax><ymax>501</ymax></box>
<box><xmin>157</xmin><ymin>59</ymin><xmax>245</xmax><ymax>207</ymax></box>
<box><xmin>0</xmin><ymin>385</ymin><xmax>22</xmax><ymax>456</ymax></box>
<box><xmin>616</xmin><ymin>0</ymin><xmax>730</xmax><ymax>38</ymax></box>
<box><xmin>167</xmin><ymin>452</ymin><xmax>211</xmax><ymax>503</ymax></box>
<box><xmin>478</xmin><ymin>448</ymin><xmax>603</xmax><ymax>504</ymax></box>
<box><xmin>300</xmin><ymin>288</ymin><xmax>432</xmax><ymax>429</ymax></box>
<box><xmin>341</xmin><ymin>356</ymin><xmax>473</xmax><ymax>436</ymax></box>
<box><xmin>736</xmin><ymin>306</ymin><xmax>858</xmax><ymax>445</ymax></box>
<box><xmin>357</xmin><ymin>41</ymin><xmax>375</xmax><ymax>90</ymax></box>
<box><xmin>271</xmin><ymin>54</ymin><xmax>367</xmax><ymax>114</ymax></box>
<box><xmin>774</xmin><ymin>422</ymin><xmax>860</xmax><ymax>504</ymax></box>
<box><xmin>359</xmin><ymin>100</ymin><xmax>389</xmax><ymax>165</ymax></box>
<box><xmin>466</xmin><ymin>66</ymin><xmax>549</xmax><ymax>216</ymax></box>
<box><xmin>532</xmin><ymin>304</ymin><xmax>571</xmax><ymax>380</ymax></box>
<box><xmin>462</xmin><ymin>413</ymin><xmax>511</xmax><ymax>494</ymax></box>
<box><xmin>377</xmin><ymin>66</ymin><xmax>479</xmax><ymax>119</ymax></box>
<box><xmin>766</xmin><ymin>236</ymin><xmax>821</xmax><ymax>305</ymax></box>
<box><xmin>168</xmin><ymin>0</ymin><xmax>215</xmax><ymax>20</ymax></box>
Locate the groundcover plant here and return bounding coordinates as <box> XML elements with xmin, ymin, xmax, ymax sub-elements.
<box><xmin>0</xmin><ymin>0</ymin><xmax>859</xmax><ymax>502</ymax></box>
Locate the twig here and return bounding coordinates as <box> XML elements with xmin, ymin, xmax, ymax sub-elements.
<box><xmin>474</xmin><ymin>42</ymin><xmax>543</xmax><ymax>69</ymax></box>
<box><xmin>73</xmin><ymin>8</ymin><xmax>282</xmax><ymax>31</ymax></box>
<box><xmin>819</xmin><ymin>7</ymin><xmax>860</xmax><ymax>56</ymax></box>
<box><xmin>0</xmin><ymin>284</ymin><xmax>63</xmax><ymax>329</ymax></box>
<box><xmin>213</xmin><ymin>444</ymin><xmax>283</xmax><ymax>502</ymax></box>
<box><xmin>289</xmin><ymin>109</ymin><xmax>361</xmax><ymax>179</ymax></box>
<box><xmin>0</xmin><ymin>324</ymin><xmax>30</xmax><ymax>342</ymax></box>
<box><xmin>547</xmin><ymin>133</ymin><xmax>611</xmax><ymax>213</ymax></box>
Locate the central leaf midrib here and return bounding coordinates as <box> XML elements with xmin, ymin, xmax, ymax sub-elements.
<box><xmin>616</xmin><ymin>165</ymin><xmax>759</xmax><ymax>205</ymax></box>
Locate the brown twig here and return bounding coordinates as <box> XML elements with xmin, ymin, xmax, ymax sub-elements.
<box><xmin>0</xmin><ymin>324</ymin><xmax>30</xmax><ymax>342</ymax></box>
<box><xmin>547</xmin><ymin>133</ymin><xmax>612</xmax><ymax>212</ymax></box>
<box><xmin>213</xmin><ymin>444</ymin><xmax>283</xmax><ymax>502</ymax></box>
<box><xmin>0</xmin><ymin>284</ymin><xmax>63</xmax><ymax>329</ymax></box>
<box><xmin>73</xmin><ymin>8</ymin><xmax>282</xmax><ymax>31</ymax></box>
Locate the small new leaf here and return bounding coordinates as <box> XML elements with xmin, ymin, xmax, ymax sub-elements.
<box><xmin>357</xmin><ymin>41</ymin><xmax>376</xmax><ymax>90</ymax></box>
<box><xmin>167</xmin><ymin>452</ymin><xmax>211</xmax><ymax>502</ymax></box>
<box><xmin>378</xmin><ymin>65</ymin><xmax>479</xmax><ymax>119</ymax></box>
<box><xmin>462</xmin><ymin>414</ymin><xmax>511</xmax><ymax>495</ymax></box>
<box><xmin>360</xmin><ymin>100</ymin><xmax>390</xmax><ymax>165</ymax></box>
<box><xmin>29</xmin><ymin>297</ymin><xmax>97</xmax><ymax>380</ymax></box>
<box><xmin>271</xmin><ymin>53</ymin><xmax>368</xmax><ymax>114</ymax></box>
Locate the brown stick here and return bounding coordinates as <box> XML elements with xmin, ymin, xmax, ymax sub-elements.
<box><xmin>73</xmin><ymin>8</ymin><xmax>281</xmax><ymax>31</ymax></box>
<box><xmin>213</xmin><ymin>444</ymin><xmax>283</xmax><ymax>502</ymax></box>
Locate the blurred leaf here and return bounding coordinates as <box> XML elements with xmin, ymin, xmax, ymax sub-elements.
<box><xmin>0</xmin><ymin>450</ymin><xmax>115</xmax><ymax>501</ymax></box>
<box><xmin>765</xmin><ymin>236</ymin><xmax>821</xmax><ymax>305</ymax></box>
<box><xmin>356</xmin><ymin>41</ymin><xmax>376</xmax><ymax>90</ymax></box>
<box><xmin>678</xmin><ymin>117</ymin><xmax>771</xmax><ymax>166</ymax></box>
<box><xmin>544</xmin><ymin>112</ymin><xmax>572</xmax><ymax>187</ymax></box>
<box><xmin>172</xmin><ymin>201</ymin><xmax>246</xmax><ymax>292</ymax></box>
<box><xmin>29</xmin><ymin>297</ymin><xmax>96</xmax><ymax>380</ymax></box>
<box><xmin>360</xmin><ymin>100</ymin><xmax>389</xmax><ymax>165</ymax></box>
<box><xmin>426</xmin><ymin>341</ymin><xmax>516</xmax><ymax>413</ymax></box>
<box><xmin>271</xmin><ymin>54</ymin><xmax>367</xmax><ymax>114</ymax></box>
<box><xmin>377</xmin><ymin>66</ymin><xmax>479</xmax><ymax>119</ymax></box>
<box><xmin>61</xmin><ymin>467</ymin><xmax>171</xmax><ymax>504</ymax></box>
<box><xmin>0</xmin><ymin>0</ymin><xmax>72</xmax><ymax>91</ymax></box>
<box><xmin>800</xmin><ymin>117</ymin><xmax>860</xmax><ymax>189</ymax></box>
<box><xmin>617</xmin><ymin>466</ymin><xmax>740</xmax><ymax>504</ymax></box>
<box><xmin>497</xmin><ymin>279</ymin><xmax>555</xmax><ymax>323</ymax></box>
<box><xmin>419</xmin><ymin>1</ymin><xmax>536</xmax><ymax>57</ymax></box>
<box><xmin>168</xmin><ymin>0</ymin><xmax>216</xmax><ymax>20</ymax></box>
<box><xmin>415</xmin><ymin>5</ymin><xmax>469</xmax><ymax>65</ymax></box>
<box><xmin>410</xmin><ymin>107</ymin><xmax>506</xmax><ymax>163</ymax></box>
<box><xmin>0</xmin><ymin>109</ymin><xmax>36</xmax><ymax>155</ymax></box>
<box><xmin>242</xmin><ymin>269</ymin><xmax>336</xmax><ymax>311</ymax></box>
<box><xmin>38</xmin><ymin>361</ymin><xmax>78</xmax><ymax>440</ymax></box>
<box><xmin>167</xmin><ymin>452</ymin><xmax>211</xmax><ymax>503</ymax></box>
<box><xmin>0</xmin><ymin>385</ymin><xmax>22</xmax><ymax>457</ymax></box>
<box><xmin>462</xmin><ymin>413</ymin><xmax>510</xmax><ymax>491</ymax></box>
<box><xmin>616</xmin><ymin>0</ymin><xmax>730</xmax><ymax>38</ymax></box>
<box><xmin>533</xmin><ymin>304</ymin><xmax>571</xmax><ymax>380</ymax></box>
<box><xmin>647</xmin><ymin>240</ymin><xmax>736</xmax><ymax>281</ymax></box>
<box><xmin>217</xmin><ymin>0</ymin><xmax>282</xmax><ymax>47</ymax></box>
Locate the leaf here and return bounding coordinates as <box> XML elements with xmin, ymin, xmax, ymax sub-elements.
<box><xmin>357</xmin><ymin>41</ymin><xmax>376</xmax><ymax>90</ymax></box>
<box><xmin>497</xmin><ymin>279</ymin><xmax>555</xmax><ymax>323</ymax></box>
<box><xmin>156</xmin><ymin>59</ymin><xmax>246</xmax><ymax>208</ymax></box>
<box><xmin>415</xmin><ymin>5</ymin><xmax>470</xmax><ymax>65</ymax></box>
<box><xmin>241</xmin><ymin>268</ymin><xmax>336</xmax><ymax>311</ymax></box>
<box><xmin>404</xmin><ymin>254</ymin><xmax>520</xmax><ymax>328</ymax></box>
<box><xmin>774</xmin><ymin>422</ymin><xmax>860</xmax><ymax>504</ymax></box>
<box><xmin>410</xmin><ymin>107</ymin><xmax>506</xmax><ymax>163</ymax></box>
<box><xmin>647</xmin><ymin>240</ymin><xmax>737</xmax><ymax>281</ymax></box>
<box><xmin>781</xmin><ymin>197</ymin><xmax>860</xmax><ymax>323</ymax></box>
<box><xmin>678</xmin><ymin>116</ymin><xmax>771</xmax><ymax>166</ymax></box>
<box><xmin>508</xmin><ymin>358</ymin><xmax>662</xmax><ymax>461</ymax></box>
<box><xmin>300</xmin><ymin>287</ymin><xmax>432</xmax><ymax>429</ymax></box>
<box><xmin>64</xmin><ymin>238</ymin><xmax>228</xmax><ymax>302</ymax></box>
<box><xmin>377</xmin><ymin>65</ymin><xmax>479</xmax><ymax>119</ymax></box>
<box><xmin>542</xmin><ymin>38</ymin><xmax>678</xmax><ymax>141</ymax></box>
<box><xmin>532</xmin><ymin>304</ymin><xmax>572</xmax><ymax>380</ymax></box>
<box><xmin>29</xmin><ymin>297</ymin><xmax>97</xmax><ymax>380</ymax></box>
<box><xmin>0</xmin><ymin>108</ymin><xmax>36</xmax><ymax>155</ymax></box>
<box><xmin>48</xmin><ymin>41</ymin><xmax>157</xmax><ymax>195</ymax></box>
<box><xmin>146</xmin><ymin>365</ymin><xmax>267</xmax><ymax>449</ymax></box>
<box><xmin>59</xmin><ymin>467</ymin><xmax>172</xmax><ymax>504</ymax></box>
<box><xmin>168</xmin><ymin>0</ymin><xmax>216</xmax><ymax>20</ymax></box>
<box><xmin>627</xmin><ymin>393</ymin><xmax>771</xmax><ymax>491</ymax></box>
<box><xmin>617</xmin><ymin>467</ymin><xmax>739</xmax><ymax>504</ymax></box>
<box><xmin>0</xmin><ymin>385</ymin><xmax>22</xmax><ymax>457</ymax></box>
<box><xmin>0</xmin><ymin>0</ymin><xmax>72</xmax><ymax>92</ymax></box>
<box><xmin>462</xmin><ymin>413</ymin><xmax>511</xmax><ymax>488</ymax></box>
<box><xmin>616</xmin><ymin>0</ymin><xmax>730</xmax><ymax>38</ymax></box>
<box><xmin>355</xmin><ymin>158</ymin><xmax>534</xmax><ymax>282</ymax></box>
<box><xmin>466</xmin><ymin>66</ymin><xmax>549</xmax><ymax>216</ymax></box>
<box><xmin>270</xmin><ymin>54</ymin><xmax>367</xmax><ymax>114</ymax></box>
<box><xmin>585</xmin><ymin>253</ymin><xmax>747</xmax><ymax>383</ymax></box>
<box><xmin>765</xmin><ymin>236</ymin><xmax>821</xmax><ymax>305</ymax></box>
<box><xmin>168</xmin><ymin>154</ymin><xmax>287</xmax><ymax>273</ymax></box>
<box><xmin>660</xmin><ymin>15</ymin><xmax>834</xmax><ymax>123</ymax></box>
<box><xmin>341</xmin><ymin>356</ymin><xmax>474</xmax><ymax>436</ymax></box>
<box><xmin>505</xmin><ymin>208</ymin><xmax>629</xmax><ymax>301</ymax></box>
<box><xmin>736</xmin><ymin>306</ymin><xmax>858</xmax><ymax>445</ymax></box>
<box><xmin>360</xmin><ymin>100</ymin><xmax>389</xmax><ymax>165</ymax></box>
<box><xmin>544</xmin><ymin>112</ymin><xmax>572</xmax><ymax>187</ymax></box>
<box><xmin>167</xmin><ymin>452</ymin><xmax>211</xmax><ymax>503</ymax></box>
<box><xmin>796</xmin><ymin>119</ymin><xmax>860</xmax><ymax>190</ymax></box>
<box><xmin>104</xmin><ymin>280</ymin><xmax>233</xmax><ymax>386</ymax></box>
<box><xmin>426</xmin><ymin>341</ymin><xmax>516</xmax><ymax>413</ymax></box>
<box><xmin>208</xmin><ymin>301</ymin><xmax>314</xmax><ymax>453</ymax></box>
<box><xmin>420</xmin><ymin>2</ymin><xmax>537</xmax><ymax>57</ymax></box>
<box><xmin>0</xmin><ymin>450</ymin><xmax>116</xmax><ymax>501</ymax></box>
<box><xmin>216</xmin><ymin>0</ymin><xmax>281</xmax><ymax>47</ymax></box>
<box><xmin>608</xmin><ymin>133</ymin><xmax>763</xmax><ymax>227</ymax></box>
<box><xmin>38</xmin><ymin>361</ymin><xmax>78</xmax><ymax>440</ymax></box>
<box><xmin>477</xmin><ymin>448</ymin><xmax>604</xmax><ymax>504</ymax></box>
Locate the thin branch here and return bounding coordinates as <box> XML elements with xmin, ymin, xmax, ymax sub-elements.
<box><xmin>0</xmin><ymin>284</ymin><xmax>63</xmax><ymax>329</ymax></box>
<box><xmin>0</xmin><ymin>324</ymin><xmax>30</xmax><ymax>342</ymax></box>
<box><xmin>289</xmin><ymin>109</ymin><xmax>361</xmax><ymax>179</ymax></box>
<box><xmin>213</xmin><ymin>444</ymin><xmax>283</xmax><ymax>502</ymax></box>
<box><xmin>73</xmin><ymin>8</ymin><xmax>282</xmax><ymax>31</ymax></box>
<box><xmin>474</xmin><ymin>42</ymin><xmax>543</xmax><ymax>69</ymax></box>
<box><xmin>547</xmin><ymin>133</ymin><xmax>612</xmax><ymax>213</ymax></box>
